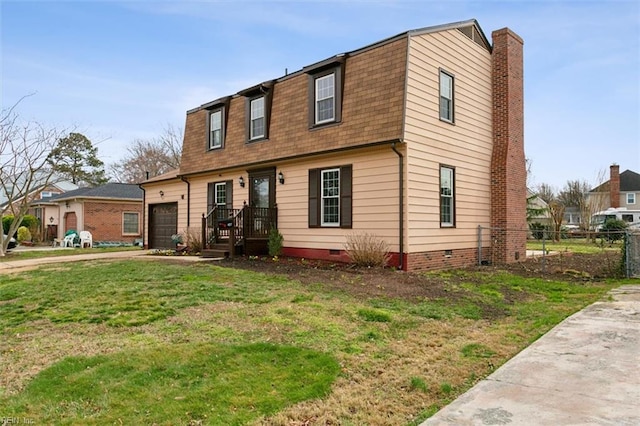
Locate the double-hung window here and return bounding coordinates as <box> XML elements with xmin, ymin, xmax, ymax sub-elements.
<box><xmin>440</xmin><ymin>165</ymin><xmax>455</xmax><ymax>227</ymax></box>
<box><xmin>123</xmin><ymin>212</ymin><xmax>140</xmax><ymax>235</ymax></box>
<box><xmin>209</xmin><ymin>109</ymin><xmax>223</xmax><ymax>149</ymax></box>
<box><xmin>315</xmin><ymin>74</ymin><xmax>335</xmax><ymax>124</ymax></box>
<box><xmin>321</xmin><ymin>168</ymin><xmax>340</xmax><ymax>226</ymax></box>
<box><xmin>308</xmin><ymin>165</ymin><xmax>352</xmax><ymax>228</ymax></box>
<box><xmin>627</xmin><ymin>193</ymin><xmax>636</xmax><ymax>205</ymax></box>
<box><xmin>439</xmin><ymin>70</ymin><xmax>454</xmax><ymax>123</ymax></box>
<box><xmin>250</xmin><ymin>97</ymin><xmax>265</xmax><ymax>140</ymax></box>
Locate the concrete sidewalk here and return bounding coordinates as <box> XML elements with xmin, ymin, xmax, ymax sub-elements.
<box><xmin>422</xmin><ymin>285</ymin><xmax>640</xmax><ymax>425</ymax></box>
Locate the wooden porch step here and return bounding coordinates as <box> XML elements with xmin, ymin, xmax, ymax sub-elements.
<box><xmin>202</xmin><ymin>248</ymin><xmax>228</xmax><ymax>259</ymax></box>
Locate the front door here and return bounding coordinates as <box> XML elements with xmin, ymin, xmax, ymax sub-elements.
<box><xmin>248</xmin><ymin>168</ymin><xmax>276</xmax><ymax>237</ymax></box>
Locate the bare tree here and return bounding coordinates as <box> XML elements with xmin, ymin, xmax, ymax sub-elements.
<box><xmin>0</xmin><ymin>99</ymin><xmax>67</xmax><ymax>255</ymax></box>
<box><xmin>535</xmin><ymin>183</ymin><xmax>556</xmax><ymax>205</ymax></box>
<box><xmin>109</xmin><ymin>124</ymin><xmax>182</xmax><ymax>184</ymax></box>
<box><xmin>548</xmin><ymin>200</ymin><xmax>566</xmax><ymax>242</ymax></box>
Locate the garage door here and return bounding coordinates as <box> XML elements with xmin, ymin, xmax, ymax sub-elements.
<box><xmin>149</xmin><ymin>203</ymin><xmax>178</xmax><ymax>249</ymax></box>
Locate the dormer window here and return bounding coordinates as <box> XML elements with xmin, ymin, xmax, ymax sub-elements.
<box><xmin>209</xmin><ymin>109</ymin><xmax>223</xmax><ymax>150</ymax></box>
<box><xmin>304</xmin><ymin>56</ymin><xmax>345</xmax><ymax>128</ymax></box>
<box><xmin>239</xmin><ymin>82</ymin><xmax>274</xmax><ymax>143</ymax></box>
<box><xmin>202</xmin><ymin>96</ymin><xmax>230</xmax><ymax>151</ymax></box>
<box><xmin>250</xmin><ymin>96</ymin><xmax>265</xmax><ymax>140</ymax></box>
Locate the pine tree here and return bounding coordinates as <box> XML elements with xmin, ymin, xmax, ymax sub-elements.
<box><xmin>48</xmin><ymin>132</ymin><xmax>107</xmax><ymax>186</ymax></box>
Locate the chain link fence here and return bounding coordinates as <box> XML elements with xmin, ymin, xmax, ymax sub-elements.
<box><xmin>478</xmin><ymin>226</ymin><xmax>633</xmax><ymax>278</ymax></box>
<box><xmin>624</xmin><ymin>230</ymin><xmax>640</xmax><ymax>278</ymax></box>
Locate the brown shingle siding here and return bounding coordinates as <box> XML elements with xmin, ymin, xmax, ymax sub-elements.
<box><xmin>179</xmin><ymin>37</ymin><xmax>408</xmax><ymax>176</ymax></box>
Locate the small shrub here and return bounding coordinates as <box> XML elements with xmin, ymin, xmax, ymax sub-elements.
<box><xmin>17</xmin><ymin>226</ymin><xmax>32</xmax><ymax>242</ymax></box>
<box><xmin>183</xmin><ymin>227</ymin><xmax>203</xmax><ymax>253</ymax></box>
<box><xmin>344</xmin><ymin>232</ymin><xmax>391</xmax><ymax>267</ymax></box>
<box><xmin>268</xmin><ymin>228</ymin><xmax>283</xmax><ymax>257</ymax></box>
<box><xmin>529</xmin><ymin>222</ymin><xmax>547</xmax><ymax>240</ymax></box>
<box><xmin>600</xmin><ymin>219</ymin><xmax>627</xmax><ymax>243</ymax></box>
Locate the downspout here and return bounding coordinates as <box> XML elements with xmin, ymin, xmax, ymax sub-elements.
<box><xmin>180</xmin><ymin>176</ymin><xmax>191</xmax><ymax>227</ymax></box>
<box><xmin>391</xmin><ymin>142</ymin><xmax>404</xmax><ymax>270</ymax></box>
<box><xmin>138</xmin><ymin>183</ymin><xmax>146</xmax><ymax>249</ymax></box>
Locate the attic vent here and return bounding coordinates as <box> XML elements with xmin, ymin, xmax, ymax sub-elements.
<box><xmin>457</xmin><ymin>26</ymin><xmax>489</xmax><ymax>51</ymax></box>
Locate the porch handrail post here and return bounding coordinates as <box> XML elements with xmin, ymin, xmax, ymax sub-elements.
<box><xmin>229</xmin><ymin>221</ymin><xmax>235</xmax><ymax>259</ymax></box>
<box><xmin>201</xmin><ymin>214</ymin><xmax>207</xmax><ymax>250</ymax></box>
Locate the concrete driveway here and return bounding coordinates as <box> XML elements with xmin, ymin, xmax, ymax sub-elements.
<box><xmin>423</xmin><ymin>285</ymin><xmax>640</xmax><ymax>425</ymax></box>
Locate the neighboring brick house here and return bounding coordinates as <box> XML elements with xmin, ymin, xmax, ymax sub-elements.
<box><xmin>1</xmin><ymin>178</ymin><xmax>78</xmax><ymax>242</ymax></box>
<box><xmin>142</xmin><ymin>19</ymin><xmax>526</xmax><ymax>271</ymax></box>
<box><xmin>41</xmin><ymin>183</ymin><xmax>143</xmax><ymax>243</ymax></box>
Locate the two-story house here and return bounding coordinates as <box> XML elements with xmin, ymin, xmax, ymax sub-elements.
<box><xmin>142</xmin><ymin>19</ymin><xmax>526</xmax><ymax>271</ymax></box>
<box><xmin>590</xmin><ymin>164</ymin><xmax>640</xmax><ymax>210</ymax></box>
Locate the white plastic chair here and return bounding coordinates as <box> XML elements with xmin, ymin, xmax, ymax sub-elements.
<box><xmin>62</xmin><ymin>233</ymin><xmax>77</xmax><ymax>248</ymax></box>
<box><xmin>79</xmin><ymin>231</ymin><xmax>93</xmax><ymax>248</ymax></box>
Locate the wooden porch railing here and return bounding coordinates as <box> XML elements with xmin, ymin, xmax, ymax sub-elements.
<box><xmin>202</xmin><ymin>204</ymin><xmax>278</xmax><ymax>255</ymax></box>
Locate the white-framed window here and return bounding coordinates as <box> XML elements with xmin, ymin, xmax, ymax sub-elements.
<box><xmin>250</xmin><ymin>97</ymin><xmax>265</xmax><ymax>140</ymax></box>
<box><xmin>40</xmin><ymin>191</ymin><xmax>59</xmax><ymax>199</ymax></box>
<box><xmin>439</xmin><ymin>70</ymin><xmax>454</xmax><ymax>122</ymax></box>
<box><xmin>627</xmin><ymin>193</ymin><xmax>636</xmax><ymax>205</ymax></box>
<box><xmin>215</xmin><ymin>182</ymin><xmax>226</xmax><ymax>208</ymax></box>
<box><xmin>123</xmin><ymin>212</ymin><xmax>140</xmax><ymax>235</ymax></box>
<box><xmin>440</xmin><ymin>166</ymin><xmax>455</xmax><ymax>227</ymax></box>
<box><xmin>315</xmin><ymin>73</ymin><xmax>335</xmax><ymax>124</ymax></box>
<box><xmin>209</xmin><ymin>109</ymin><xmax>223</xmax><ymax>149</ymax></box>
<box><xmin>321</xmin><ymin>168</ymin><xmax>340</xmax><ymax>226</ymax></box>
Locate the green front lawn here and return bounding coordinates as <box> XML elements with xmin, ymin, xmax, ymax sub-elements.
<box><xmin>0</xmin><ymin>259</ymin><xmax>630</xmax><ymax>424</ymax></box>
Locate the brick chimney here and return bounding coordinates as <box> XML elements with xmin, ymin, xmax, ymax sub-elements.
<box><xmin>610</xmin><ymin>164</ymin><xmax>620</xmax><ymax>208</ymax></box>
<box><xmin>490</xmin><ymin>28</ymin><xmax>526</xmax><ymax>264</ymax></box>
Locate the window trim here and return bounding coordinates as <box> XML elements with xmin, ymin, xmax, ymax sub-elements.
<box><xmin>440</xmin><ymin>165</ymin><xmax>455</xmax><ymax>228</ymax></box>
<box><xmin>122</xmin><ymin>211</ymin><xmax>140</xmax><ymax>235</ymax></box>
<box><xmin>439</xmin><ymin>69</ymin><xmax>455</xmax><ymax>123</ymax></box>
<box><xmin>306</xmin><ymin>62</ymin><xmax>344</xmax><ymax>129</ymax></box>
<box><xmin>627</xmin><ymin>193</ymin><xmax>636</xmax><ymax>205</ymax></box>
<box><xmin>208</xmin><ymin>108</ymin><xmax>224</xmax><ymax>150</ymax></box>
<box><xmin>321</xmin><ymin>168</ymin><xmax>340</xmax><ymax>227</ymax></box>
<box><xmin>315</xmin><ymin>73</ymin><xmax>336</xmax><ymax>125</ymax></box>
<box><xmin>308</xmin><ymin>165</ymin><xmax>352</xmax><ymax>229</ymax></box>
<box><xmin>249</xmin><ymin>96</ymin><xmax>266</xmax><ymax>141</ymax></box>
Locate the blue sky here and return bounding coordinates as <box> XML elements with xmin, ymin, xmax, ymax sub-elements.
<box><xmin>2</xmin><ymin>0</ymin><xmax>639</xmax><ymax>189</ymax></box>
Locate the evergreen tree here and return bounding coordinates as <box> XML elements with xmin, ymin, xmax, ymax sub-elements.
<box><xmin>48</xmin><ymin>132</ymin><xmax>107</xmax><ymax>186</ymax></box>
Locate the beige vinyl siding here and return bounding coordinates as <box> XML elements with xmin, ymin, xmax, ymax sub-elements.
<box><xmin>276</xmin><ymin>146</ymin><xmax>400</xmax><ymax>252</ymax></box>
<box><xmin>405</xmin><ymin>28</ymin><xmax>493</xmax><ymax>252</ymax></box>
<box><xmin>142</xmin><ymin>179</ymin><xmax>188</xmax><ymax>242</ymax></box>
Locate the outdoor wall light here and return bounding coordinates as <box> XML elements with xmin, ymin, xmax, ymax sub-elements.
<box><xmin>239</xmin><ymin>176</ymin><xmax>245</xmax><ymax>188</ymax></box>
<box><xmin>49</xmin><ymin>216</ymin><xmax>54</xmax><ymax>223</ymax></box>
<box><xmin>278</xmin><ymin>171</ymin><xmax>285</xmax><ymax>184</ymax></box>
<box><xmin>159</xmin><ymin>190</ymin><xmax>164</xmax><ymax>197</ymax></box>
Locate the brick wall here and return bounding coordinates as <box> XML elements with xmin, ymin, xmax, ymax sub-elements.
<box><xmin>610</xmin><ymin>164</ymin><xmax>620</xmax><ymax>208</ymax></box>
<box><xmin>180</xmin><ymin>37</ymin><xmax>408</xmax><ymax>175</ymax></box>
<box><xmin>83</xmin><ymin>201</ymin><xmax>142</xmax><ymax>242</ymax></box>
<box><xmin>406</xmin><ymin>247</ymin><xmax>489</xmax><ymax>272</ymax></box>
<box><xmin>490</xmin><ymin>28</ymin><xmax>526</xmax><ymax>264</ymax></box>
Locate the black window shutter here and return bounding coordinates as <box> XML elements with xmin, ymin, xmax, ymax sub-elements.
<box><xmin>340</xmin><ymin>165</ymin><xmax>352</xmax><ymax>228</ymax></box>
<box><xmin>207</xmin><ymin>182</ymin><xmax>214</xmax><ymax>213</ymax></box>
<box><xmin>308</xmin><ymin>169</ymin><xmax>319</xmax><ymax>227</ymax></box>
<box><xmin>225</xmin><ymin>180</ymin><xmax>233</xmax><ymax>210</ymax></box>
